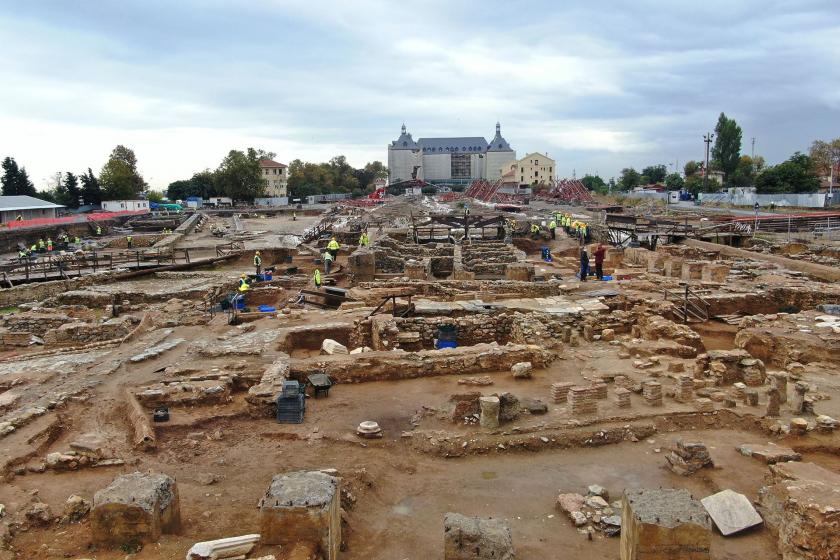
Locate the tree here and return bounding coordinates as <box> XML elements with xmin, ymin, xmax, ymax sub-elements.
<box><xmin>684</xmin><ymin>175</ymin><xmax>707</xmax><ymax>196</ymax></box>
<box><xmin>166</xmin><ymin>170</ymin><xmax>219</xmax><ymax>200</ymax></box>
<box><xmin>80</xmin><ymin>168</ymin><xmax>102</xmax><ymax>205</ymax></box>
<box><xmin>617</xmin><ymin>168</ymin><xmax>641</xmax><ymax>191</ymax></box>
<box><xmin>100</xmin><ymin>145</ymin><xmax>146</xmax><ymax>200</ymax></box>
<box><xmin>1</xmin><ymin>157</ymin><xmax>20</xmax><ymax>196</ymax></box>
<box><xmin>63</xmin><ymin>172</ymin><xmax>81</xmax><ymax>208</ymax></box>
<box><xmin>17</xmin><ymin>167</ymin><xmax>37</xmax><ymax>197</ymax></box>
<box><xmin>147</xmin><ymin>190</ymin><xmax>164</xmax><ymax>203</ymax></box>
<box><xmin>1</xmin><ymin>157</ymin><xmax>37</xmax><ymax>197</ymax></box>
<box><xmin>581</xmin><ymin>174</ymin><xmax>608</xmax><ymax>194</ymax></box>
<box><xmin>809</xmin><ymin>139</ymin><xmax>840</xmax><ymax>186</ymax></box>
<box><xmin>711</xmin><ymin>113</ymin><xmax>742</xmax><ymax>182</ymax></box>
<box><xmin>215</xmin><ymin>148</ymin><xmax>266</xmax><ymax>202</ymax></box>
<box><xmin>727</xmin><ymin>155</ymin><xmax>765</xmax><ymax>189</ymax></box>
<box><xmin>641</xmin><ymin>165</ymin><xmax>667</xmax><ymax>184</ymax></box>
<box><xmin>684</xmin><ymin>161</ymin><xmax>701</xmax><ymax>177</ymax></box>
<box><xmin>755</xmin><ymin>152</ymin><xmax>820</xmax><ymax>194</ymax></box>
<box><xmin>665</xmin><ymin>173</ymin><xmax>684</xmax><ymax>191</ymax></box>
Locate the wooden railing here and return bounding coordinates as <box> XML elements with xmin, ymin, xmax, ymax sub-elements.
<box><xmin>665</xmin><ymin>285</ymin><xmax>711</xmax><ymax>323</ymax></box>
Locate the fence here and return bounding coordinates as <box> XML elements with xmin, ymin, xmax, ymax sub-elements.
<box><xmin>2</xmin><ymin>210</ymin><xmax>149</xmax><ymax>230</ymax></box>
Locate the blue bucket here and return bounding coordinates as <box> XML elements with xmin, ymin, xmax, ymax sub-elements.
<box><xmin>258</xmin><ymin>305</ymin><xmax>276</xmax><ymax>312</ymax></box>
<box><xmin>602</xmin><ymin>275</ymin><xmax>613</xmax><ymax>281</ymax></box>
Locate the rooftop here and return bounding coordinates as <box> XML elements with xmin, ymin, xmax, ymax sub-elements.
<box><xmin>259</xmin><ymin>159</ymin><xmax>287</xmax><ymax>168</ymax></box>
<box><xmin>0</xmin><ymin>195</ymin><xmax>65</xmax><ymax>211</ymax></box>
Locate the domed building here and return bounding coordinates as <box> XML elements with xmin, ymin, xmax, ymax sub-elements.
<box><xmin>387</xmin><ymin>122</ymin><xmax>516</xmax><ymax>185</ymax></box>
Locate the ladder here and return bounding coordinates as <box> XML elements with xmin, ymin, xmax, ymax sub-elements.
<box><xmin>665</xmin><ymin>285</ymin><xmax>710</xmax><ymax>323</ymax></box>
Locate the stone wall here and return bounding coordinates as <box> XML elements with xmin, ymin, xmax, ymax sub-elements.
<box><xmin>1</xmin><ymin>311</ymin><xmax>72</xmax><ymax>336</ymax></box>
<box><xmin>758</xmin><ymin>461</ymin><xmax>840</xmax><ymax>560</ymax></box>
<box><xmin>44</xmin><ymin>316</ymin><xmax>137</xmax><ymax>345</ymax></box>
<box><xmin>289</xmin><ymin>343</ymin><xmax>554</xmax><ymax>384</ymax></box>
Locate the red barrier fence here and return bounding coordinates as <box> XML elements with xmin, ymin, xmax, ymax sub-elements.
<box><xmin>2</xmin><ymin>210</ymin><xmax>148</xmax><ymax>229</ymax></box>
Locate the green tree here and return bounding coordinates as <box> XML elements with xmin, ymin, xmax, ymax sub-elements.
<box><xmin>80</xmin><ymin>168</ymin><xmax>102</xmax><ymax>205</ymax></box>
<box><xmin>727</xmin><ymin>155</ymin><xmax>765</xmax><ymax>188</ymax></box>
<box><xmin>711</xmin><ymin>113</ymin><xmax>742</xmax><ymax>182</ymax></box>
<box><xmin>147</xmin><ymin>190</ymin><xmax>164</xmax><ymax>203</ymax></box>
<box><xmin>755</xmin><ymin>152</ymin><xmax>820</xmax><ymax>194</ymax></box>
<box><xmin>63</xmin><ymin>172</ymin><xmax>81</xmax><ymax>208</ymax></box>
<box><xmin>1</xmin><ymin>157</ymin><xmax>37</xmax><ymax>197</ymax></box>
<box><xmin>166</xmin><ymin>170</ymin><xmax>219</xmax><ymax>200</ymax></box>
<box><xmin>684</xmin><ymin>175</ymin><xmax>707</xmax><ymax>196</ymax></box>
<box><xmin>665</xmin><ymin>173</ymin><xmax>684</xmax><ymax>191</ymax></box>
<box><xmin>215</xmin><ymin>148</ymin><xmax>268</xmax><ymax>202</ymax></box>
<box><xmin>1</xmin><ymin>157</ymin><xmax>20</xmax><ymax>196</ymax></box>
<box><xmin>617</xmin><ymin>167</ymin><xmax>641</xmax><ymax>191</ymax></box>
<box><xmin>684</xmin><ymin>161</ymin><xmax>701</xmax><ymax>177</ymax></box>
<box><xmin>17</xmin><ymin>167</ymin><xmax>36</xmax><ymax>197</ymax></box>
<box><xmin>641</xmin><ymin>164</ymin><xmax>667</xmax><ymax>184</ymax></box>
<box><xmin>581</xmin><ymin>174</ymin><xmax>608</xmax><ymax>194</ymax></box>
<box><xmin>100</xmin><ymin>145</ymin><xmax>146</xmax><ymax>200</ymax></box>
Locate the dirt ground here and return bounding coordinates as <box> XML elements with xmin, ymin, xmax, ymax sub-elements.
<box><xmin>1</xmin><ymin>199</ymin><xmax>839</xmax><ymax>559</ymax></box>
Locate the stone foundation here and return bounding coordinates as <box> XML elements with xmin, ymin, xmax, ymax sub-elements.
<box><xmin>621</xmin><ymin>488</ymin><xmax>711</xmax><ymax>560</ymax></box>
<box><xmin>91</xmin><ymin>472</ymin><xmax>180</xmax><ymax>547</ymax></box>
<box><xmin>444</xmin><ymin>513</ymin><xmax>514</xmax><ymax>560</ymax></box>
<box><xmin>259</xmin><ymin>471</ymin><xmax>340</xmax><ymax>559</ymax></box>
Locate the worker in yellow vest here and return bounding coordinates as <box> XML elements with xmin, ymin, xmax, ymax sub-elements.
<box><xmin>238</xmin><ymin>274</ymin><xmax>250</xmax><ymax>292</ymax></box>
<box><xmin>548</xmin><ymin>218</ymin><xmax>557</xmax><ymax>239</ymax></box>
<box><xmin>253</xmin><ymin>251</ymin><xmax>262</xmax><ymax>275</ymax></box>
<box><xmin>358</xmin><ymin>231</ymin><xmax>370</xmax><ymax>247</ymax></box>
<box><xmin>313</xmin><ymin>269</ymin><xmax>322</xmax><ymax>289</ymax></box>
<box><xmin>96</xmin><ymin>225</ymin><xmax>102</xmax><ymax>236</ymax></box>
<box><xmin>46</xmin><ymin>237</ymin><xmax>53</xmax><ymax>252</ymax></box>
<box><xmin>126</xmin><ymin>235</ymin><xmax>133</xmax><ymax>249</ymax></box>
<box><xmin>327</xmin><ymin>237</ymin><xmax>340</xmax><ymax>259</ymax></box>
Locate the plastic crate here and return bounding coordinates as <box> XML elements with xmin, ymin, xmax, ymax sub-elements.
<box><xmin>276</xmin><ymin>394</ymin><xmax>305</xmax><ymax>424</ymax></box>
<box><xmin>281</xmin><ymin>380</ymin><xmax>301</xmax><ymax>397</ymax></box>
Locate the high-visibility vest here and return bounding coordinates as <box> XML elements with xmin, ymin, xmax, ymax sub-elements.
<box><xmin>314</xmin><ymin>270</ymin><xmax>321</xmax><ymax>285</ymax></box>
<box><xmin>238</xmin><ymin>279</ymin><xmax>249</xmax><ymax>292</ymax></box>
<box><xmin>549</xmin><ymin>221</ymin><xmax>557</xmax><ymax>229</ymax></box>
<box><xmin>323</xmin><ymin>252</ymin><xmax>334</xmax><ymax>262</ymax></box>
<box><xmin>327</xmin><ymin>240</ymin><xmax>340</xmax><ymax>251</ymax></box>
<box><xmin>126</xmin><ymin>236</ymin><xmax>132</xmax><ymax>242</ymax></box>
<box><xmin>96</xmin><ymin>227</ymin><xmax>102</xmax><ymax>234</ymax></box>
<box><xmin>254</xmin><ymin>255</ymin><xmax>262</xmax><ymax>266</ymax></box>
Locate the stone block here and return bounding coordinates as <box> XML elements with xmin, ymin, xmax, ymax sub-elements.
<box><xmin>700</xmin><ymin>489</ymin><xmax>762</xmax><ymax>536</ymax></box>
<box><xmin>511</xmin><ymin>361</ymin><xmax>532</xmax><ymax>379</ymax></box>
<box><xmin>444</xmin><ymin>512</ymin><xmax>514</xmax><ymax>560</ymax></box>
<box><xmin>504</xmin><ymin>263</ymin><xmax>534</xmax><ymax>282</ymax></box>
<box><xmin>680</xmin><ymin>261</ymin><xmax>704</xmax><ymax>281</ymax></box>
<box><xmin>91</xmin><ymin>472</ymin><xmax>180</xmax><ymax>547</ymax></box>
<box><xmin>259</xmin><ymin>471</ymin><xmax>340</xmax><ymax>560</ymax></box>
<box><xmin>700</xmin><ymin>263</ymin><xmax>730</xmax><ymax>283</ymax></box>
<box><xmin>320</xmin><ymin>339</ymin><xmax>348</xmax><ymax>355</ymax></box>
<box><xmin>186</xmin><ymin>533</ymin><xmax>260</xmax><ymax>559</ymax></box>
<box><xmin>479</xmin><ymin>397</ymin><xmax>500</xmax><ymax>428</ymax></box>
<box><xmin>664</xmin><ymin>258</ymin><xmax>684</xmax><ymax>278</ymax></box>
<box><xmin>737</xmin><ymin>442</ymin><xmax>801</xmax><ymax>464</ymax></box>
<box><xmin>621</xmin><ymin>488</ymin><xmax>711</xmax><ymax>560</ymax></box>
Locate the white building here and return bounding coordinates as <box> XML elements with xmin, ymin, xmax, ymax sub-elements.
<box><xmin>101</xmin><ymin>200</ymin><xmax>150</xmax><ymax>213</ymax></box>
<box><xmin>0</xmin><ymin>195</ymin><xmax>64</xmax><ymax>223</ymax></box>
<box><xmin>259</xmin><ymin>159</ymin><xmax>289</xmax><ymax>197</ymax></box>
<box><xmin>387</xmin><ymin>123</ymin><xmax>516</xmax><ymax>184</ymax></box>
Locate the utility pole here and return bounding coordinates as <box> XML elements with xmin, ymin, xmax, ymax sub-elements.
<box><xmin>751</xmin><ymin>137</ymin><xmax>755</xmax><ymax>159</ymax></box>
<box><xmin>703</xmin><ymin>133</ymin><xmax>714</xmax><ymax>193</ymax></box>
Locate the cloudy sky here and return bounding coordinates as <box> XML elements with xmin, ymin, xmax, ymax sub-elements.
<box><xmin>1</xmin><ymin>0</ymin><xmax>838</xmax><ymax>191</ymax></box>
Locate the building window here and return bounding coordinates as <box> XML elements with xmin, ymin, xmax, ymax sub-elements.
<box><xmin>535</xmin><ymin>171</ymin><xmax>539</xmax><ymax>177</ymax></box>
<box><xmin>549</xmin><ymin>167</ymin><xmax>552</xmax><ymax>173</ymax></box>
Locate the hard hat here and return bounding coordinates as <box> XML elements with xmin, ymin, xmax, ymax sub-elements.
<box><xmin>240</xmin><ymin>273</ymin><xmax>247</xmax><ymax>278</ymax></box>
<box><xmin>255</xmin><ymin>250</ymin><xmax>261</xmax><ymax>255</ymax></box>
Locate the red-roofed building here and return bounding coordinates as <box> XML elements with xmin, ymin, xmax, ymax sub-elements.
<box><xmin>259</xmin><ymin>159</ymin><xmax>288</xmax><ymax>198</ymax></box>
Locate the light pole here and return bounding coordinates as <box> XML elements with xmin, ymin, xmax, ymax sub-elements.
<box><xmin>703</xmin><ymin>133</ymin><xmax>714</xmax><ymax>194</ymax></box>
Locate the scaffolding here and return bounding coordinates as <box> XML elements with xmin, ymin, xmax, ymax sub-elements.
<box><xmin>543</xmin><ymin>178</ymin><xmax>595</xmax><ymax>204</ymax></box>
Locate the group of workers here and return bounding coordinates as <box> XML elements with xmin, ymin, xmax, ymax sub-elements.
<box><xmin>18</xmin><ymin>232</ymin><xmax>87</xmax><ymax>262</ymax></box>
<box><xmin>527</xmin><ymin>213</ymin><xmax>589</xmax><ymax>244</ymax></box>
<box><xmin>579</xmin><ymin>243</ymin><xmax>608</xmax><ymax>282</ymax></box>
